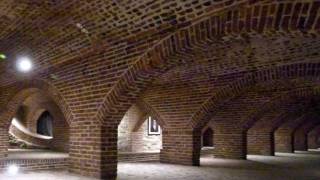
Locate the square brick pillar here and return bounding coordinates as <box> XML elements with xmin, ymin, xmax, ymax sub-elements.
<box><xmin>308</xmin><ymin>133</ymin><xmax>318</xmax><ymax>149</ymax></box>
<box><xmin>294</xmin><ymin>133</ymin><xmax>308</xmax><ymax>151</ymax></box>
<box><xmin>160</xmin><ymin>128</ymin><xmax>201</xmax><ymax>166</ymax></box>
<box><xmin>247</xmin><ymin>131</ymin><xmax>274</xmax><ymax>156</ymax></box>
<box><xmin>0</xmin><ymin>126</ymin><xmax>8</xmax><ymax>158</ymax></box>
<box><xmin>275</xmin><ymin>131</ymin><xmax>294</xmax><ymax>153</ymax></box>
<box><xmin>69</xmin><ymin>122</ymin><xmax>117</xmax><ymax>180</ymax></box>
<box><xmin>213</xmin><ymin>130</ymin><xmax>247</xmax><ymax>159</ymax></box>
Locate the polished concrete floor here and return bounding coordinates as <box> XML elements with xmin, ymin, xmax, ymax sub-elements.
<box><xmin>0</xmin><ymin>150</ymin><xmax>319</xmax><ymax>180</ymax></box>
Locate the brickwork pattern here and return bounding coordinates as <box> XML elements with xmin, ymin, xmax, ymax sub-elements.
<box><xmin>0</xmin><ymin>1</ymin><xmax>319</xmax><ymax>179</ymax></box>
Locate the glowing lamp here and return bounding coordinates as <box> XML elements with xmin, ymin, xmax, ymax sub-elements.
<box><xmin>16</xmin><ymin>57</ymin><xmax>32</xmax><ymax>72</ymax></box>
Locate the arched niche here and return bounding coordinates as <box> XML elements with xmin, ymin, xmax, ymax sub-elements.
<box><xmin>202</xmin><ymin>128</ymin><xmax>213</xmax><ymax>147</ymax></box>
<box><xmin>37</xmin><ymin>111</ymin><xmax>53</xmax><ymax>137</ymax></box>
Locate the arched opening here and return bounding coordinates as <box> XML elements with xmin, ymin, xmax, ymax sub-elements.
<box><xmin>4</xmin><ymin>87</ymin><xmax>70</xmax><ymax>173</ymax></box>
<box><xmin>117</xmin><ymin>104</ymin><xmax>162</xmax><ymax>162</ymax></box>
<box><xmin>202</xmin><ymin>128</ymin><xmax>213</xmax><ymax>147</ymax></box>
<box><xmin>36</xmin><ymin>111</ymin><xmax>53</xmax><ymax>137</ymax></box>
<box><xmin>200</xmin><ymin>126</ymin><xmax>215</xmax><ymax>159</ymax></box>
<box><xmin>131</xmin><ymin>116</ymin><xmax>162</xmax><ymax>152</ymax></box>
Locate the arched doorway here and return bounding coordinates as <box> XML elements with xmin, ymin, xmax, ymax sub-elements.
<box><xmin>202</xmin><ymin>128</ymin><xmax>213</xmax><ymax>147</ymax></box>
<box><xmin>37</xmin><ymin>111</ymin><xmax>53</xmax><ymax>137</ymax></box>
<box><xmin>117</xmin><ymin>104</ymin><xmax>162</xmax><ymax>162</ymax></box>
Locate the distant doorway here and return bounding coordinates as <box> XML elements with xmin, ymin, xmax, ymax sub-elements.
<box><xmin>202</xmin><ymin>128</ymin><xmax>213</xmax><ymax>147</ymax></box>
<box><xmin>37</xmin><ymin>111</ymin><xmax>53</xmax><ymax>137</ymax></box>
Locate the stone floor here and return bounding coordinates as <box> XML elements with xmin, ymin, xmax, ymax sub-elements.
<box><xmin>0</xmin><ymin>150</ymin><xmax>319</xmax><ymax>180</ymax></box>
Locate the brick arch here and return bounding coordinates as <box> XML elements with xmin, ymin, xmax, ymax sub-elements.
<box><xmin>249</xmin><ymin>99</ymin><xmax>314</xmax><ymax>135</ymax></box>
<box><xmin>238</xmin><ymin>88</ymin><xmax>319</xmax><ymax>154</ymax></box>
<box><xmin>278</xmin><ymin>112</ymin><xmax>316</xmax><ymax>133</ymax></box>
<box><xmin>94</xmin><ymin>0</ymin><xmax>320</xmax><ymax>127</ymax></box>
<box><xmin>201</xmin><ymin>124</ymin><xmax>214</xmax><ymax>147</ymax></box>
<box><xmin>0</xmin><ymin>78</ymin><xmax>73</xmax><ymax>128</ymax></box>
<box><xmin>293</xmin><ymin>113</ymin><xmax>320</xmax><ymax>151</ymax></box>
<box><xmin>246</xmin><ymin>96</ymin><xmax>317</xmax><ymax>155</ymax></box>
<box><xmin>201</xmin><ymin>123</ymin><xmax>214</xmax><ymax>134</ymax></box>
<box><xmin>247</xmin><ymin>103</ymin><xmax>317</xmax><ymax>155</ymax></box>
<box><xmin>208</xmin><ymin>83</ymin><xmax>320</xmax><ymax>159</ymax></box>
<box><xmin>243</xmin><ymin>88</ymin><xmax>320</xmax><ymax>131</ymax></box>
<box><xmin>190</xmin><ymin>62</ymin><xmax>320</xmax><ymax>130</ymax></box>
<box><xmin>275</xmin><ymin>111</ymin><xmax>318</xmax><ymax>153</ymax></box>
<box><xmin>27</xmin><ymin>101</ymin><xmax>70</xmax><ymax>134</ymax></box>
<box><xmin>308</xmin><ymin>125</ymin><xmax>320</xmax><ymax>149</ymax></box>
<box><xmin>27</xmin><ymin>108</ymin><xmax>46</xmax><ymax>133</ymax></box>
<box><xmin>132</xmin><ymin>99</ymin><xmax>166</xmax><ymax>132</ymax></box>
<box><xmin>202</xmin><ymin>127</ymin><xmax>214</xmax><ymax>147</ymax></box>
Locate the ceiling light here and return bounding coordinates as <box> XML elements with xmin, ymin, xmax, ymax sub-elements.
<box><xmin>16</xmin><ymin>57</ymin><xmax>32</xmax><ymax>72</ymax></box>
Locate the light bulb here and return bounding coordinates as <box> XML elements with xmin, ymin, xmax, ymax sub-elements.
<box><xmin>16</xmin><ymin>57</ymin><xmax>32</xmax><ymax>72</ymax></box>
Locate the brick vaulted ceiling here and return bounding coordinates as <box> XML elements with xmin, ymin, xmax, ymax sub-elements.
<box><xmin>0</xmin><ymin>0</ymin><xmax>231</xmax><ymax>81</ymax></box>
<box><xmin>0</xmin><ymin>0</ymin><xmax>319</xmax><ymax>125</ymax></box>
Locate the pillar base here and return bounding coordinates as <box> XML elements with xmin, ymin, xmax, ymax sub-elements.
<box><xmin>247</xmin><ymin>132</ymin><xmax>274</xmax><ymax>156</ymax></box>
<box><xmin>160</xmin><ymin>129</ymin><xmax>201</xmax><ymax>166</ymax></box>
<box><xmin>275</xmin><ymin>133</ymin><xmax>294</xmax><ymax>153</ymax></box>
<box><xmin>214</xmin><ymin>133</ymin><xmax>247</xmax><ymax>160</ymax></box>
<box><xmin>69</xmin><ymin>168</ymin><xmax>117</xmax><ymax>180</ymax></box>
<box><xmin>160</xmin><ymin>149</ymin><xmax>200</xmax><ymax>166</ymax></box>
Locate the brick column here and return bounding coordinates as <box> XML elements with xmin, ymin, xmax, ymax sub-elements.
<box><xmin>294</xmin><ymin>132</ymin><xmax>308</xmax><ymax>151</ymax></box>
<box><xmin>214</xmin><ymin>128</ymin><xmax>246</xmax><ymax>159</ymax></box>
<box><xmin>69</xmin><ymin>122</ymin><xmax>117</xmax><ymax>180</ymax></box>
<box><xmin>308</xmin><ymin>126</ymin><xmax>320</xmax><ymax>149</ymax></box>
<box><xmin>247</xmin><ymin>130</ymin><xmax>274</xmax><ymax>156</ymax></box>
<box><xmin>294</xmin><ymin>119</ymin><xmax>319</xmax><ymax>151</ymax></box>
<box><xmin>0</xmin><ymin>126</ymin><xmax>8</xmax><ymax>158</ymax></box>
<box><xmin>275</xmin><ymin>130</ymin><xmax>294</xmax><ymax>153</ymax></box>
<box><xmin>160</xmin><ymin>128</ymin><xmax>201</xmax><ymax>166</ymax></box>
<box><xmin>308</xmin><ymin>133</ymin><xmax>319</xmax><ymax>149</ymax></box>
